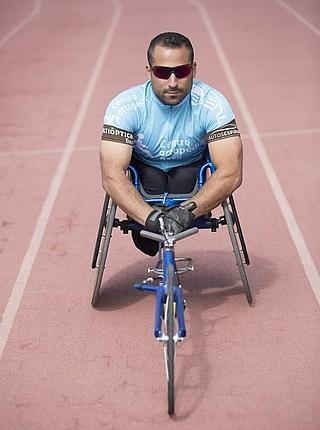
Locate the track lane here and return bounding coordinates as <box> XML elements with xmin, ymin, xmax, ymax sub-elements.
<box><xmin>0</xmin><ymin>0</ymin><xmax>119</xmax><ymax>349</ymax></box>
<box><xmin>274</xmin><ymin>0</ymin><xmax>320</xmax><ymax>36</ymax></box>
<box><xmin>199</xmin><ymin>0</ymin><xmax>320</xmax><ymax>297</ymax></box>
<box><xmin>0</xmin><ymin>0</ymin><xmax>41</xmax><ymax>48</ymax></box>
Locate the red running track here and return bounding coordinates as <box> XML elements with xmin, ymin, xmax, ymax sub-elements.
<box><xmin>0</xmin><ymin>0</ymin><xmax>319</xmax><ymax>428</ymax></box>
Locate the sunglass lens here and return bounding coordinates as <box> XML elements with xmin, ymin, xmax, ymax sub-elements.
<box><xmin>175</xmin><ymin>64</ymin><xmax>192</xmax><ymax>78</ymax></box>
<box><xmin>152</xmin><ymin>67</ymin><xmax>170</xmax><ymax>79</ymax></box>
<box><xmin>152</xmin><ymin>64</ymin><xmax>192</xmax><ymax>79</ymax></box>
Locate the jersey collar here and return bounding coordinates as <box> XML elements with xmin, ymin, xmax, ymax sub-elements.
<box><xmin>149</xmin><ymin>82</ymin><xmax>191</xmax><ymax>110</ymax></box>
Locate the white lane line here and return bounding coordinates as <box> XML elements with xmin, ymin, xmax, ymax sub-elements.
<box><xmin>0</xmin><ymin>0</ymin><xmax>41</xmax><ymax>49</ymax></box>
<box><xmin>0</xmin><ymin>0</ymin><xmax>122</xmax><ymax>360</ymax></box>
<box><xmin>190</xmin><ymin>0</ymin><xmax>320</xmax><ymax>305</ymax></box>
<box><xmin>1</xmin><ymin>127</ymin><xmax>320</xmax><ymax>158</ymax></box>
<box><xmin>242</xmin><ymin>127</ymin><xmax>320</xmax><ymax>140</ymax></box>
<box><xmin>0</xmin><ymin>146</ymin><xmax>97</xmax><ymax>157</ymax></box>
<box><xmin>274</xmin><ymin>0</ymin><xmax>320</xmax><ymax>38</ymax></box>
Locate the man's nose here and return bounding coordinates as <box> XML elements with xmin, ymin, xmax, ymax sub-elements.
<box><xmin>168</xmin><ymin>72</ymin><xmax>178</xmax><ymax>86</ymax></box>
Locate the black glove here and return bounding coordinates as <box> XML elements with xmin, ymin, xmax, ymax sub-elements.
<box><xmin>163</xmin><ymin>202</ymin><xmax>196</xmax><ymax>234</ymax></box>
<box><xmin>145</xmin><ymin>208</ymin><xmax>164</xmax><ymax>233</ymax></box>
<box><xmin>145</xmin><ymin>202</ymin><xmax>196</xmax><ymax>234</ymax></box>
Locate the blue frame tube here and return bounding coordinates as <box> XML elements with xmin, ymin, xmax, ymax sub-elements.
<box><xmin>162</xmin><ymin>248</ymin><xmax>174</xmax><ymax>285</ymax></box>
<box><xmin>163</xmin><ymin>248</ymin><xmax>187</xmax><ymax>338</ymax></box>
<box><xmin>135</xmin><ymin>248</ymin><xmax>188</xmax><ymax>339</ymax></box>
<box><xmin>134</xmin><ymin>282</ymin><xmax>165</xmax><ymax>338</ymax></box>
<box><xmin>154</xmin><ymin>285</ymin><xmax>165</xmax><ymax>337</ymax></box>
<box><xmin>198</xmin><ymin>162</ymin><xmax>215</xmax><ymax>188</ymax></box>
<box><xmin>130</xmin><ymin>160</ymin><xmax>215</xmax><ymax>339</ymax></box>
<box><xmin>175</xmin><ymin>286</ymin><xmax>186</xmax><ymax>337</ymax></box>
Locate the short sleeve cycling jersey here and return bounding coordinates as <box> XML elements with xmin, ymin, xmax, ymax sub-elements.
<box><xmin>102</xmin><ymin>80</ymin><xmax>240</xmax><ymax>172</ymax></box>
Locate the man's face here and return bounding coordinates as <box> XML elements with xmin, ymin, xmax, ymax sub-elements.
<box><xmin>146</xmin><ymin>45</ymin><xmax>196</xmax><ymax>106</ymax></box>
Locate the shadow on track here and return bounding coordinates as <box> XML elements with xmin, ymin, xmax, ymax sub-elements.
<box><xmin>92</xmin><ymin>246</ymin><xmax>276</xmax><ymax>419</ymax></box>
<box><xmin>172</xmin><ymin>249</ymin><xmax>277</xmax><ymax>420</ymax></box>
<box><xmin>92</xmin><ymin>257</ymin><xmax>157</xmax><ymax>311</ymax></box>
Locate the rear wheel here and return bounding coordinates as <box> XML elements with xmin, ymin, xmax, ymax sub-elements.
<box><xmin>223</xmin><ymin>201</ymin><xmax>253</xmax><ymax>304</ymax></box>
<box><xmin>229</xmin><ymin>195</ymin><xmax>250</xmax><ymax>265</ymax></box>
<box><xmin>91</xmin><ymin>199</ymin><xmax>117</xmax><ymax>307</ymax></box>
<box><xmin>91</xmin><ymin>195</ymin><xmax>109</xmax><ymax>269</ymax></box>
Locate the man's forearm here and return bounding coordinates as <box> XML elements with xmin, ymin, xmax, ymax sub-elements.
<box><xmin>102</xmin><ymin>171</ymin><xmax>152</xmax><ymax>225</ymax></box>
<box><xmin>187</xmin><ymin>168</ymin><xmax>242</xmax><ymax>217</ymax></box>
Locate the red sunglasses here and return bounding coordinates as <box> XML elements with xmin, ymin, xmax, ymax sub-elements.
<box><xmin>151</xmin><ymin>63</ymin><xmax>193</xmax><ymax>80</ymax></box>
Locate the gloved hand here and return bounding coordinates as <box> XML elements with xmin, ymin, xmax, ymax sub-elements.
<box><xmin>163</xmin><ymin>202</ymin><xmax>196</xmax><ymax>234</ymax></box>
<box><xmin>145</xmin><ymin>202</ymin><xmax>196</xmax><ymax>235</ymax></box>
<box><xmin>144</xmin><ymin>208</ymin><xmax>164</xmax><ymax>233</ymax></box>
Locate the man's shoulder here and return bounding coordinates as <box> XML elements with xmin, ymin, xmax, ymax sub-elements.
<box><xmin>104</xmin><ymin>82</ymin><xmax>150</xmax><ymax>128</ymax></box>
<box><xmin>191</xmin><ymin>80</ymin><xmax>229</xmax><ymax>105</ymax></box>
<box><xmin>192</xmin><ymin>80</ymin><xmax>212</xmax><ymax>93</ymax></box>
<box><xmin>108</xmin><ymin>82</ymin><xmax>149</xmax><ymax>110</ymax></box>
<box><xmin>191</xmin><ymin>80</ymin><xmax>235</xmax><ymax>129</ymax></box>
<box><xmin>192</xmin><ymin>80</ymin><xmax>233</xmax><ymax>114</ymax></box>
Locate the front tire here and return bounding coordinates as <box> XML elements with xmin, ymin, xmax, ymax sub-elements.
<box><xmin>166</xmin><ymin>263</ymin><xmax>175</xmax><ymax>415</ymax></box>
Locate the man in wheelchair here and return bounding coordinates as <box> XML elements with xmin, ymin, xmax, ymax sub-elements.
<box><xmin>100</xmin><ymin>32</ymin><xmax>243</xmax><ymax>256</ymax></box>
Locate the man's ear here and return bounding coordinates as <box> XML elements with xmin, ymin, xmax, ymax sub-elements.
<box><xmin>146</xmin><ymin>65</ymin><xmax>152</xmax><ymax>80</ymax></box>
<box><xmin>192</xmin><ymin>62</ymin><xmax>197</xmax><ymax>79</ymax></box>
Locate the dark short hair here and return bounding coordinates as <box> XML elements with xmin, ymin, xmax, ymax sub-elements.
<box><xmin>147</xmin><ymin>32</ymin><xmax>194</xmax><ymax>66</ymax></box>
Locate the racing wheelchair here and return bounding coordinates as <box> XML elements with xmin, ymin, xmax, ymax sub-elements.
<box><xmin>91</xmin><ymin>158</ymin><xmax>252</xmax><ymax>415</ymax></box>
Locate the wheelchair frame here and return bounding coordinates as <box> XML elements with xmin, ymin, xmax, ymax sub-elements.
<box><xmin>135</xmin><ymin>225</ymin><xmax>200</xmax><ymax>415</ymax></box>
<box><xmin>91</xmin><ymin>161</ymin><xmax>252</xmax><ymax>307</ymax></box>
<box><xmin>91</xmin><ymin>160</ymin><xmax>253</xmax><ymax>415</ymax></box>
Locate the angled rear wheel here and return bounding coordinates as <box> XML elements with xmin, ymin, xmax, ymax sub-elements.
<box><xmin>223</xmin><ymin>200</ymin><xmax>253</xmax><ymax>304</ymax></box>
<box><xmin>91</xmin><ymin>199</ymin><xmax>117</xmax><ymax>307</ymax></box>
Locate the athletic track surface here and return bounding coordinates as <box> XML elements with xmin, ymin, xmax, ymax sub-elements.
<box><xmin>0</xmin><ymin>1</ymin><xmax>319</xmax><ymax>429</ymax></box>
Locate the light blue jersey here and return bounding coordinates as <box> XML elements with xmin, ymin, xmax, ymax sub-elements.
<box><xmin>102</xmin><ymin>80</ymin><xmax>237</xmax><ymax>172</ymax></box>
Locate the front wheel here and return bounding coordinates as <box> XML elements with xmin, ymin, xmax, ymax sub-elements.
<box><xmin>165</xmin><ymin>263</ymin><xmax>175</xmax><ymax>415</ymax></box>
